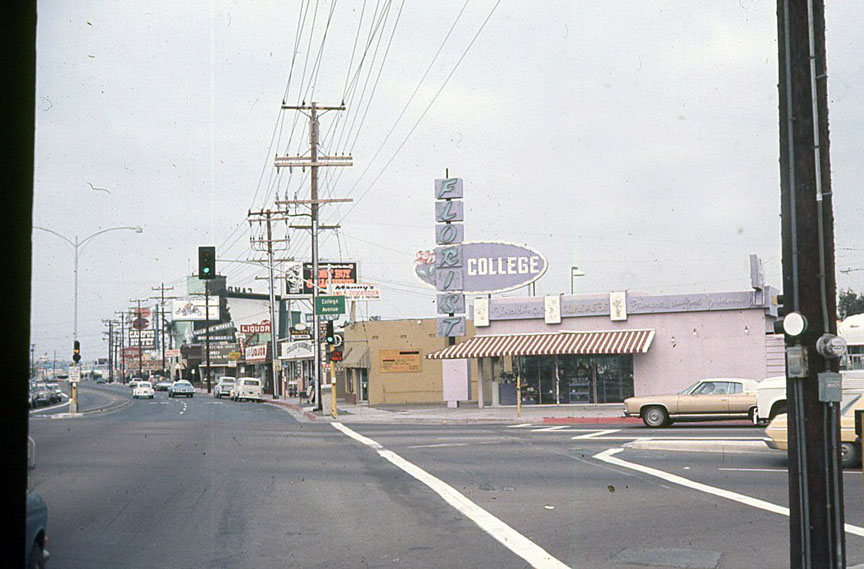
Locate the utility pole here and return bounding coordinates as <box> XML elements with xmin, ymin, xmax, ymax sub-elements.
<box><xmin>248</xmin><ymin>210</ymin><xmax>293</xmax><ymax>399</ymax></box>
<box><xmin>115</xmin><ymin>310</ymin><xmax>126</xmax><ymax>383</ymax></box>
<box><xmin>205</xmin><ymin>280</ymin><xmax>211</xmax><ymax>393</ymax></box>
<box><xmin>777</xmin><ymin>1</ymin><xmax>845</xmax><ymax>568</ymax></box>
<box><xmin>129</xmin><ymin>300</ymin><xmax>145</xmax><ymax>377</ymax></box>
<box><xmin>151</xmin><ymin>283</ymin><xmax>174</xmax><ymax>377</ymax></box>
<box><xmin>276</xmin><ymin>101</ymin><xmax>352</xmax><ymax>412</ymax></box>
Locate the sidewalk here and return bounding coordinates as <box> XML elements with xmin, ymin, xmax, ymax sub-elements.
<box><xmin>266</xmin><ymin>393</ymin><xmax>639</xmax><ymax>425</ymax></box>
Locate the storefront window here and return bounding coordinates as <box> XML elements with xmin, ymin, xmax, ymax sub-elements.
<box><xmin>513</xmin><ymin>354</ymin><xmax>634</xmax><ymax>405</ymax></box>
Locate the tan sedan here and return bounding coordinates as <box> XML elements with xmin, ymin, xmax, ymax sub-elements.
<box><xmin>765</xmin><ymin>392</ymin><xmax>863</xmax><ymax>468</ymax></box>
<box><xmin>623</xmin><ymin>378</ymin><xmax>759</xmax><ymax>427</ymax></box>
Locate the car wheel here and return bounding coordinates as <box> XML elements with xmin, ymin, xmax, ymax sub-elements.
<box><xmin>841</xmin><ymin>440</ymin><xmax>861</xmax><ymax>468</ymax></box>
<box><xmin>748</xmin><ymin>407</ymin><xmax>758</xmax><ymax>423</ymax></box>
<box><xmin>642</xmin><ymin>406</ymin><xmax>670</xmax><ymax>428</ymax></box>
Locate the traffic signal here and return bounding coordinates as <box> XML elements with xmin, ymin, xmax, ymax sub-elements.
<box><xmin>73</xmin><ymin>340</ymin><xmax>81</xmax><ymax>363</ymax></box>
<box><xmin>325</xmin><ymin>320</ymin><xmax>335</xmax><ymax>344</ymax></box>
<box><xmin>773</xmin><ymin>294</ymin><xmax>786</xmax><ymax>334</ymax></box>
<box><xmin>198</xmin><ymin>246</ymin><xmax>216</xmax><ymax>280</ymax></box>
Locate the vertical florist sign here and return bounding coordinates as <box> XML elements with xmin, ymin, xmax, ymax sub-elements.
<box><xmin>435</xmin><ymin>177</ymin><xmax>466</xmax><ymax>337</ymax></box>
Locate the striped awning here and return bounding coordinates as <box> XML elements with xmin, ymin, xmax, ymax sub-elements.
<box><xmin>426</xmin><ymin>329</ymin><xmax>655</xmax><ymax>360</ymax></box>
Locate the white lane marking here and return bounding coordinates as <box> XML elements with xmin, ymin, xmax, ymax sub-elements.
<box><xmin>506</xmin><ymin>423</ymin><xmax>534</xmax><ymax>428</ymax></box>
<box><xmin>409</xmin><ymin>442</ymin><xmax>470</xmax><ymax>449</ymax></box>
<box><xmin>571</xmin><ymin>429</ymin><xmax>619</xmax><ymax>440</ymax></box>
<box><xmin>718</xmin><ymin>468</ymin><xmax>789</xmax><ymax>473</ymax></box>
<box><xmin>29</xmin><ymin>400</ymin><xmax>70</xmax><ymax>414</ymax></box>
<box><xmin>594</xmin><ymin>448</ymin><xmax>864</xmax><ymax>538</ymax></box>
<box><xmin>531</xmin><ymin>425</ymin><xmax>571</xmax><ymax>432</ymax></box>
<box><xmin>179</xmin><ymin>401</ymin><xmax>188</xmax><ymax>415</ymax></box>
<box><xmin>332</xmin><ymin>422</ymin><xmax>570</xmax><ymax>569</ymax></box>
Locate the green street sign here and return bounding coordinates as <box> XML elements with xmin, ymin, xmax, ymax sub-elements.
<box><xmin>315</xmin><ymin>295</ymin><xmax>346</xmax><ymax>315</ymax></box>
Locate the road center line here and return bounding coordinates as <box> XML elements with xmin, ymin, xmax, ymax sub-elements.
<box><xmin>718</xmin><ymin>468</ymin><xmax>789</xmax><ymax>473</ymax></box>
<box><xmin>332</xmin><ymin>422</ymin><xmax>570</xmax><ymax>569</ymax></box>
<box><xmin>594</xmin><ymin>448</ymin><xmax>864</xmax><ymax>538</ymax></box>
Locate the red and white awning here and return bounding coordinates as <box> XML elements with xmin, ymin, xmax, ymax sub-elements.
<box><xmin>426</xmin><ymin>329</ymin><xmax>655</xmax><ymax>359</ymax></box>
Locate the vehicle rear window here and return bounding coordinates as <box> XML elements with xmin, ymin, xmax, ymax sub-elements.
<box><xmin>243</xmin><ymin>379</ymin><xmax>260</xmax><ymax>387</ymax></box>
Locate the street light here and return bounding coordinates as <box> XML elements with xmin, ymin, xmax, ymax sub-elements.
<box><xmin>570</xmin><ymin>267</ymin><xmax>585</xmax><ymax>294</ymax></box>
<box><xmin>33</xmin><ymin>225</ymin><xmax>143</xmax><ymax>341</ymax></box>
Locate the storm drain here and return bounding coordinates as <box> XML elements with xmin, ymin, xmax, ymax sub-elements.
<box><xmin>612</xmin><ymin>547</ymin><xmax>721</xmax><ymax>569</ymax></box>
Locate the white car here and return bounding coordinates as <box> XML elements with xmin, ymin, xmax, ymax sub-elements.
<box><xmin>214</xmin><ymin>376</ymin><xmax>236</xmax><ymax>398</ymax></box>
<box><xmin>231</xmin><ymin>378</ymin><xmax>263</xmax><ymax>402</ymax></box>
<box><xmin>133</xmin><ymin>382</ymin><xmax>155</xmax><ymax>399</ymax></box>
<box><xmin>754</xmin><ymin>370</ymin><xmax>864</xmax><ymax>424</ymax></box>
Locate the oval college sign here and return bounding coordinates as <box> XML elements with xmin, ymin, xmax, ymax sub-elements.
<box><xmin>415</xmin><ymin>241</ymin><xmax>547</xmax><ymax>294</ymax></box>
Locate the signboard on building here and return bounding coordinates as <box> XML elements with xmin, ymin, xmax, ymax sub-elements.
<box><xmin>128</xmin><ymin>329</ymin><xmax>156</xmax><ymax>348</ymax></box>
<box><xmin>166</xmin><ymin>349</ymin><xmax>181</xmax><ymax>358</ymax></box>
<box><xmin>302</xmin><ymin>262</ymin><xmax>357</xmax><ymax>295</ymax></box>
<box><xmin>280</xmin><ymin>340</ymin><xmax>314</xmax><ymax>360</ymax></box>
<box><xmin>170</xmin><ymin>298</ymin><xmax>220</xmax><ymax>321</ymax></box>
<box><xmin>415</xmin><ymin>241</ymin><xmax>547</xmax><ymax>295</ymax></box>
<box><xmin>206</xmin><ymin>343</ymin><xmax>240</xmax><ymax>365</ymax></box>
<box><xmin>244</xmin><ymin>344</ymin><xmax>268</xmax><ymax>362</ymax></box>
<box><xmin>121</xmin><ymin>347</ymin><xmax>142</xmax><ymax>359</ymax></box>
<box><xmin>610</xmin><ymin>291</ymin><xmax>628</xmax><ymax>321</ymax></box>
<box><xmin>433</xmin><ymin>177</ymin><xmax>466</xmax><ymax>338</ymax></box>
<box><xmin>328</xmin><ymin>283</ymin><xmax>381</xmax><ymax>301</ymax></box>
<box><xmin>239</xmin><ymin>320</ymin><xmax>271</xmax><ymax>335</ymax></box>
<box><xmin>379</xmin><ymin>350</ymin><xmax>422</xmax><ymax>373</ymax></box>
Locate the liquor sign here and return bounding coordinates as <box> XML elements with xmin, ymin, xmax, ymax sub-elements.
<box><xmin>415</xmin><ymin>241</ymin><xmax>547</xmax><ymax>295</ymax></box>
<box><xmin>328</xmin><ymin>283</ymin><xmax>381</xmax><ymax>301</ymax></box>
<box><xmin>302</xmin><ymin>262</ymin><xmax>357</xmax><ymax>295</ymax></box>
<box><xmin>244</xmin><ymin>344</ymin><xmax>269</xmax><ymax>362</ymax></box>
<box><xmin>239</xmin><ymin>320</ymin><xmax>271</xmax><ymax>335</ymax></box>
<box><xmin>434</xmin><ymin>177</ymin><xmax>465</xmax><ymax>337</ymax></box>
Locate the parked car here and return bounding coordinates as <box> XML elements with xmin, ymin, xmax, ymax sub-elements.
<box><xmin>623</xmin><ymin>378</ymin><xmax>758</xmax><ymax>427</ymax></box>
<box><xmin>168</xmin><ymin>380</ymin><xmax>194</xmax><ymax>398</ymax></box>
<box><xmin>754</xmin><ymin>370</ymin><xmax>864</xmax><ymax>425</ymax></box>
<box><xmin>129</xmin><ymin>378</ymin><xmax>146</xmax><ymax>389</ymax></box>
<box><xmin>44</xmin><ymin>383</ymin><xmax>64</xmax><ymax>404</ymax></box>
<box><xmin>31</xmin><ymin>385</ymin><xmax>53</xmax><ymax>408</ymax></box>
<box><xmin>231</xmin><ymin>377</ymin><xmax>263</xmax><ymax>402</ymax></box>
<box><xmin>27</xmin><ymin>437</ymin><xmax>49</xmax><ymax>569</ymax></box>
<box><xmin>154</xmin><ymin>379</ymin><xmax>172</xmax><ymax>391</ymax></box>
<box><xmin>765</xmin><ymin>392</ymin><xmax>863</xmax><ymax>468</ymax></box>
<box><xmin>213</xmin><ymin>376</ymin><xmax>236</xmax><ymax>399</ymax></box>
<box><xmin>132</xmin><ymin>382</ymin><xmax>155</xmax><ymax>399</ymax></box>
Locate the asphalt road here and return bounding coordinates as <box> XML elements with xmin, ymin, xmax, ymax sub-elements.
<box><xmin>28</xmin><ymin>385</ymin><xmax>864</xmax><ymax>569</ymax></box>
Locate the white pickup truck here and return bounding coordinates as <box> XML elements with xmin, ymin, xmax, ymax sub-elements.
<box><xmin>754</xmin><ymin>369</ymin><xmax>864</xmax><ymax>425</ymax></box>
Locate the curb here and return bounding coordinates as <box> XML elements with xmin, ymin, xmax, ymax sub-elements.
<box><xmin>624</xmin><ymin>439</ymin><xmax>770</xmax><ymax>454</ymax></box>
<box><xmin>267</xmin><ymin>399</ymin><xmax>319</xmax><ymax>421</ymax></box>
<box><xmin>543</xmin><ymin>416</ymin><xmax>642</xmax><ymax>425</ymax></box>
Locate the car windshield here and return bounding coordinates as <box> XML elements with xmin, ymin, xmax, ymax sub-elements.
<box><xmin>679</xmin><ymin>382</ymin><xmax>701</xmax><ymax>395</ymax></box>
<box><xmin>26</xmin><ymin>4</ymin><xmax>864</xmax><ymax>569</ymax></box>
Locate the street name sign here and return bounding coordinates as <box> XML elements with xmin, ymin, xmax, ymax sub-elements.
<box><xmin>315</xmin><ymin>295</ymin><xmax>346</xmax><ymax>316</ymax></box>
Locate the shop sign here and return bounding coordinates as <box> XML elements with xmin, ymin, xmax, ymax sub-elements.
<box><xmin>415</xmin><ymin>241</ymin><xmax>547</xmax><ymax>294</ymax></box>
<box><xmin>328</xmin><ymin>283</ymin><xmax>381</xmax><ymax>301</ymax></box>
<box><xmin>302</xmin><ymin>262</ymin><xmax>357</xmax><ymax>295</ymax></box>
<box><xmin>129</xmin><ymin>329</ymin><xmax>156</xmax><ymax>348</ymax></box>
<box><xmin>244</xmin><ymin>344</ymin><xmax>268</xmax><ymax>362</ymax></box>
<box><xmin>227</xmin><ymin>351</ymin><xmax>242</xmax><ymax>361</ymax></box>
<box><xmin>170</xmin><ymin>297</ymin><xmax>220</xmax><ymax>321</ymax></box>
<box><xmin>433</xmin><ymin>177</ymin><xmax>466</xmax><ymax>338</ymax></box>
<box><xmin>379</xmin><ymin>350</ymin><xmax>422</xmax><ymax>373</ymax></box>
<box><xmin>166</xmin><ymin>349</ymin><xmax>181</xmax><ymax>358</ymax></box>
<box><xmin>280</xmin><ymin>340</ymin><xmax>314</xmax><ymax>360</ymax></box>
<box><xmin>610</xmin><ymin>291</ymin><xmax>628</xmax><ymax>321</ymax></box>
<box><xmin>240</xmin><ymin>320</ymin><xmax>271</xmax><ymax>334</ymax></box>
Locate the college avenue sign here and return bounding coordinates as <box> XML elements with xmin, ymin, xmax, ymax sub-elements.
<box><xmin>415</xmin><ymin>241</ymin><xmax>547</xmax><ymax>294</ymax></box>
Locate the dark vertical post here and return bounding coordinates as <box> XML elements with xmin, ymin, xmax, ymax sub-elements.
<box><xmin>205</xmin><ymin>280</ymin><xmax>211</xmax><ymax>393</ymax></box>
<box><xmin>777</xmin><ymin>1</ymin><xmax>844</xmax><ymax>567</ymax></box>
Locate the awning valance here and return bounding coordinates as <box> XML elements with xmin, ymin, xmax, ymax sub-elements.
<box><xmin>426</xmin><ymin>329</ymin><xmax>655</xmax><ymax>360</ymax></box>
<box><xmin>340</xmin><ymin>346</ymin><xmax>370</xmax><ymax>369</ymax></box>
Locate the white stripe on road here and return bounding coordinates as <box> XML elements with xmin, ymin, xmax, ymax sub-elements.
<box><xmin>506</xmin><ymin>423</ymin><xmax>534</xmax><ymax>428</ymax></box>
<box><xmin>408</xmin><ymin>442</ymin><xmax>470</xmax><ymax>449</ymax></box>
<box><xmin>530</xmin><ymin>425</ymin><xmax>571</xmax><ymax>432</ymax></box>
<box><xmin>571</xmin><ymin>429</ymin><xmax>619</xmax><ymax>439</ymax></box>
<box><xmin>718</xmin><ymin>468</ymin><xmax>790</xmax><ymax>473</ymax></box>
<box><xmin>594</xmin><ymin>448</ymin><xmax>864</xmax><ymax>538</ymax></box>
<box><xmin>332</xmin><ymin>422</ymin><xmax>570</xmax><ymax>569</ymax></box>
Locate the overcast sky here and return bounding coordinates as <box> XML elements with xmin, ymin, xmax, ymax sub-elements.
<box><xmin>31</xmin><ymin>1</ymin><xmax>864</xmax><ymax>360</ymax></box>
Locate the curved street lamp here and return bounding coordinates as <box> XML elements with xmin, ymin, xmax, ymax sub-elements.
<box><xmin>33</xmin><ymin>225</ymin><xmax>143</xmax><ymax>341</ymax></box>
